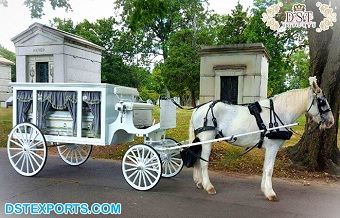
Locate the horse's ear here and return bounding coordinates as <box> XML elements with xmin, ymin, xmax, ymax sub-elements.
<box><xmin>309</xmin><ymin>76</ymin><xmax>319</xmax><ymax>91</ymax></box>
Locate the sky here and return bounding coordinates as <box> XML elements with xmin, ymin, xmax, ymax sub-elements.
<box><xmin>0</xmin><ymin>0</ymin><xmax>253</xmax><ymax>53</ymax></box>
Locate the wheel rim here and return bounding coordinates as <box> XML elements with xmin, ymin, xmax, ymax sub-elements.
<box><xmin>122</xmin><ymin>144</ymin><xmax>162</xmax><ymax>191</ymax></box>
<box><xmin>57</xmin><ymin>144</ymin><xmax>92</xmax><ymax>166</ymax></box>
<box><xmin>158</xmin><ymin>138</ymin><xmax>183</xmax><ymax>178</ymax></box>
<box><xmin>7</xmin><ymin>123</ymin><xmax>47</xmax><ymax>176</ymax></box>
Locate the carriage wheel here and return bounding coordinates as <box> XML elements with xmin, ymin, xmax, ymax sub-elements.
<box><xmin>7</xmin><ymin>123</ymin><xmax>47</xmax><ymax>176</ymax></box>
<box><xmin>57</xmin><ymin>144</ymin><xmax>92</xmax><ymax>166</ymax></box>
<box><xmin>158</xmin><ymin>138</ymin><xmax>183</xmax><ymax>178</ymax></box>
<box><xmin>122</xmin><ymin>144</ymin><xmax>162</xmax><ymax>191</ymax></box>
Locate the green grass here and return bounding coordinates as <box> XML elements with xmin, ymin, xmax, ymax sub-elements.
<box><xmin>0</xmin><ymin>108</ymin><xmax>12</xmax><ymax>147</ymax></box>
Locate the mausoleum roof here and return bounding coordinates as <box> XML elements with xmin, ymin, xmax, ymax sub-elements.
<box><xmin>0</xmin><ymin>55</ymin><xmax>14</xmax><ymax>66</ymax></box>
<box><xmin>11</xmin><ymin>22</ymin><xmax>104</xmax><ymax>52</ymax></box>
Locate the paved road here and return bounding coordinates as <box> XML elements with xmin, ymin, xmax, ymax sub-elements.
<box><xmin>0</xmin><ymin>147</ymin><xmax>339</xmax><ymax>218</ymax></box>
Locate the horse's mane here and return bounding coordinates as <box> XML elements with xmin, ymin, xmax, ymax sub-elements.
<box><xmin>271</xmin><ymin>87</ymin><xmax>310</xmax><ymax>113</ymax></box>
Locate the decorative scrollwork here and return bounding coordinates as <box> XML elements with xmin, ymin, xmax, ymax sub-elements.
<box><xmin>316</xmin><ymin>2</ymin><xmax>337</xmax><ymax>32</ymax></box>
<box><xmin>261</xmin><ymin>2</ymin><xmax>284</xmax><ymax>32</ymax></box>
<box><xmin>50</xmin><ymin>66</ymin><xmax>54</xmax><ymax>83</ymax></box>
<box><xmin>29</xmin><ymin>67</ymin><xmax>35</xmax><ymax>82</ymax></box>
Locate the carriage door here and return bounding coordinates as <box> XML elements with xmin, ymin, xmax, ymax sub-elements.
<box><xmin>36</xmin><ymin>62</ymin><xmax>49</xmax><ymax>82</ymax></box>
<box><xmin>220</xmin><ymin>76</ymin><xmax>238</xmax><ymax>104</ymax></box>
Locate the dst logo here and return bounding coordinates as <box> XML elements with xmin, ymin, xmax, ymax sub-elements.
<box><xmin>262</xmin><ymin>2</ymin><xmax>337</xmax><ymax>32</ymax></box>
<box><xmin>283</xmin><ymin>3</ymin><xmax>315</xmax><ymax>28</ymax></box>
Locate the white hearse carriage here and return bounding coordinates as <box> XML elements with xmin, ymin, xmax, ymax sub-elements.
<box><xmin>7</xmin><ymin>83</ymin><xmax>183</xmax><ymax>191</ymax></box>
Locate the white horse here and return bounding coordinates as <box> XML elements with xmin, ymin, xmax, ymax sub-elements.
<box><xmin>189</xmin><ymin>77</ymin><xmax>334</xmax><ymax>201</ymax></box>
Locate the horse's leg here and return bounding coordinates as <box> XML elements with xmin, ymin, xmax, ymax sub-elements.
<box><xmin>261</xmin><ymin>143</ymin><xmax>281</xmax><ymax>201</ymax></box>
<box><xmin>201</xmin><ymin>142</ymin><xmax>216</xmax><ymax>194</ymax></box>
<box><xmin>199</xmin><ymin>131</ymin><xmax>217</xmax><ymax>194</ymax></box>
<box><xmin>193</xmin><ymin>156</ymin><xmax>203</xmax><ymax>189</ymax></box>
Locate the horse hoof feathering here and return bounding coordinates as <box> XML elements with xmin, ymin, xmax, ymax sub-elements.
<box><xmin>189</xmin><ymin>77</ymin><xmax>334</xmax><ymax>200</ymax></box>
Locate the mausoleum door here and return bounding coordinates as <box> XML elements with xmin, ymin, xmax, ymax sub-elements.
<box><xmin>27</xmin><ymin>56</ymin><xmax>54</xmax><ymax>83</ymax></box>
<box><xmin>36</xmin><ymin>62</ymin><xmax>49</xmax><ymax>82</ymax></box>
<box><xmin>220</xmin><ymin>76</ymin><xmax>238</xmax><ymax>104</ymax></box>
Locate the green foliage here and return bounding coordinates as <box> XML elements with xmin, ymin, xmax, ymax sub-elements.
<box><xmin>0</xmin><ymin>0</ymin><xmax>8</xmax><ymax>7</ymax></box>
<box><xmin>163</xmin><ymin>29</ymin><xmax>200</xmax><ymax>96</ymax></box>
<box><xmin>115</xmin><ymin>0</ymin><xmax>208</xmax><ymax>61</ymax></box>
<box><xmin>216</xmin><ymin>2</ymin><xmax>249</xmax><ymax>44</ymax></box>
<box><xmin>0</xmin><ymin>0</ymin><xmax>72</xmax><ymax>18</ymax></box>
<box><xmin>24</xmin><ymin>0</ymin><xmax>72</xmax><ymax>18</ymax></box>
<box><xmin>0</xmin><ymin>108</ymin><xmax>12</xmax><ymax>147</ymax></box>
<box><xmin>286</xmin><ymin>48</ymin><xmax>310</xmax><ymax>89</ymax></box>
<box><xmin>162</xmin><ymin>28</ymin><xmax>213</xmax><ymax>104</ymax></box>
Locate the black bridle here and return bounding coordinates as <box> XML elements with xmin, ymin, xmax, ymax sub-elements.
<box><xmin>306</xmin><ymin>90</ymin><xmax>332</xmax><ymax>130</ymax></box>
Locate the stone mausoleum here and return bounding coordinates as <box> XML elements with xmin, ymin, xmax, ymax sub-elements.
<box><xmin>198</xmin><ymin>43</ymin><xmax>270</xmax><ymax>104</ymax></box>
<box><xmin>0</xmin><ymin>55</ymin><xmax>14</xmax><ymax>107</ymax></box>
<box><xmin>11</xmin><ymin>22</ymin><xmax>104</xmax><ymax>83</ymax></box>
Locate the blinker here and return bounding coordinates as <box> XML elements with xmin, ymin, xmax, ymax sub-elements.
<box><xmin>317</xmin><ymin>96</ymin><xmax>327</xmax><ymax>107</ymax></box>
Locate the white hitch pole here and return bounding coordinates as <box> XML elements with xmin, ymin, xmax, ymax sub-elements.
<box><xmin>158</xmin><ymin>123</ymin><xmax>299</xmax><ymax>151</ymax></box>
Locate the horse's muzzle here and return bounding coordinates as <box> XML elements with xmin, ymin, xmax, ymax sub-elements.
<box><xmin>320</xmin><ymin>118</ymin><xmax>334</xmax><ymax>129</ymax></box>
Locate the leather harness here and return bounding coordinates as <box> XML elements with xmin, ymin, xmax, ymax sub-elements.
<box><xmin>194</xmin><ymin>99</ymin><xmax>293</xmax><ymax>149</ymax></box>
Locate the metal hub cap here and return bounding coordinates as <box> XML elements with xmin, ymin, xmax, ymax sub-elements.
<box><xmin>137</xmin><ymin>162</ymin><xmax>145</xmax><ymax>171</ymax></box>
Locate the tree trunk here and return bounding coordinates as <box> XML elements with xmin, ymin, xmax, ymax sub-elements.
<box><xmin>287</xmin><ymin>0</ymin><xmax>340</xmax><ymax>174</ymax></box>
<box><xmin>191</xmin><ymin>89</ymin><xmax>196</xmax><ymax>107</ymax></box>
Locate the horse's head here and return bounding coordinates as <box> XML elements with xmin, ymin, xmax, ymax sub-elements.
<box><xmin>307</xmin><ymin>77</ymin><xmax>334</xmax><ymax>129</ymax></box>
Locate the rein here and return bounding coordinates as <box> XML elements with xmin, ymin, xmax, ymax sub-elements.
<box><xmin>168</xmin><ymin>98</ymin><xmax>210</xmax><ymax>110</ymax></box>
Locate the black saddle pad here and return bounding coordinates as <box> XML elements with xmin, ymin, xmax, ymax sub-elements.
<box><xmin>266</xmin><ymin>131</ymin><xmax>293</xmax><ymax>140</ymax></box>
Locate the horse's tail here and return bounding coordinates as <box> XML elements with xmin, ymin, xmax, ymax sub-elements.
<box><xmin>189</xmin><ymin>110</ymin><xmax>196</xmax><ymax>143</ymax></box>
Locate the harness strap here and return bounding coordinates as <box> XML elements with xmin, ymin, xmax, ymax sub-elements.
<box><xmin>194</xmin><ymin>100</ymin><xmax>224</xmax><ymax>135</ymax></box>
<box><xmin>269</xmin><ymin>99</ymin><xmax>278</xmax><ymax>130</ymax></box>
<box><xmin>269</xmin><ymin>99</ymin><xmax>291</xmax><ymax>132</ymax></box>
<box><xmin>194</xmin><ymin>126</ymin><xmax>216</xmax><ymax>135</ymax></box>
<box><xmin>248</xmin><ymin>102</ymin><xmax>266</xmax><ymax>148</ymax></box>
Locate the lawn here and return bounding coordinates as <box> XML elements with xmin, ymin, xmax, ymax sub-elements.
<box><xmin>0</xmin><ymin>108</ymin><xmax>12</xmax><ymax>148</ymax></box>
<box><xmin>1</xmin><ymin>106</ymin><xmax>339</xmax><ymax>181</ymax></box>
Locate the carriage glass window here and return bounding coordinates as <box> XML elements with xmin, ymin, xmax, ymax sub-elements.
<box><xmin>82</xmin><ymin>91</ymin><xmax>101</xmax><ymax>138</ymax></box>
<box><xmin>36</xmin><ymin>62</ymin><xmax>49</xmax><ymax>82</ymax></box>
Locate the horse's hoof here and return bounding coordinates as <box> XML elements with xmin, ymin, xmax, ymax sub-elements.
<box><xmin>207</xmin><ymin>187</ymin><xmax>217</xmax><ymax>195</ymax></box>
<box><xmin>268</xmin><ymin>196</ymin><xmax>279</xmax><ymax>202</ymax></box>
<box><xmin>196</xmin><ymin>182</ymin><xmax>203</xmax><ymax>189</ymax></box>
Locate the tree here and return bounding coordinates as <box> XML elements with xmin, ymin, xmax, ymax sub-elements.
<box><xmin>0</xmin><ymin>0</ymin><xmax>72</xmax><ymax>18</ymax></box>
<box><xmin>114</xmin><ymin>0</ymin><xmax>208</xmax><ymax>63</ymax></box>
<box><xmin>216</xmin><ymin>1</ymin><xmax>249</xmax><ymax>45</ymax></box>
<box><xmin>286</xmin><ymin>47</ymin><xmax>310</xmax><ymax>89</ymax></box>
<box><xmin>287</xmin><ymin>0</ymin><xmax>340</xmax><ymax>174</ymax></box>
<box><xmin>162</xmin><ymin>29</ymin><xmax>201</xmax><ymax>106</ymax></box>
